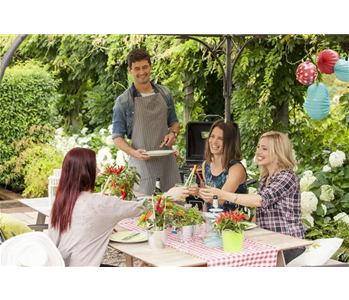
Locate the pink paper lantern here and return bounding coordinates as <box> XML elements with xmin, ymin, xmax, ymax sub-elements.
<box><xmin>296</xmin><ymin>62</ymin><xmax>318</xmax><ymax>85</ymax></box>
<box><xmin>317</xmin><ymin>49</ymin><xmax>340</xmax><ymax>74</ymax></box>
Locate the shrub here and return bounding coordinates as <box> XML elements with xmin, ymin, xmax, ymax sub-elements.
<box><xmin>21</xmin><ymin>144</ymin><xmax>64</xmax><ymax>197</ymax></box>
<box><xmin>0</xmin><ymin>62</ymin><xmax>59</xmax><ymax>164</ymax></box>
<box><xmin>0</xmin><ymin>125</ymin><xmax>60</xmax><ymax>193</ymax></box>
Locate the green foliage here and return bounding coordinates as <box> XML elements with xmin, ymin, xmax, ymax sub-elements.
<box><xmin>0</xmin><ymin>62</ymin><xmax>59</xmax><ymax>164</ymax></box>
<box><xmin>172</xmin><ymin>206</ymin><xmax>203</xmax><ymax>227</ymax></box>
<box><xmin>339</xmin><ymin>92</ymin><xmax>349</xmax><ymax>128</ymax></box>
<box><xmin>0</xmin><ymin>125</ymin><xmax>59</xmax><ymax>193</ymax></box>
<box><xmin>13</xmin><ymin>34</ymin><xmax>131</xmax><ymax>133</ymax></box>
<box><xmin>21</xmin><ymin>144</ymin><xmax>64</xmax><ymax>197</ymax></box>
<box><xmin>232</xmin><ymin>35</ymin><xmax>316</xmax><ymax>159</ymax></box>
<box><xmin>291</xmin><ymin>94</ymin><xmax>349</xmax><ymax>170</ymax></box>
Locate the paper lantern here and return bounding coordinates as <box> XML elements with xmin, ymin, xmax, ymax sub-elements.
<box><xmin>296</xmin><ymin>62</ymin><xmax>318</xmax><ymax>85</ymax></box>
<box><xmin>316</xmin><ymin>49</ymin><xmax>339</xmax><ymax>74</ymax></box>
<box><xmin>334</xmin><ymin>58</ymin><xmax>349</xmax><ymax>82</ymax></box>
<box><xmin>303</xmin><ymin>83</ymin><xmax>330</xmax><ymax>120</ymax></box>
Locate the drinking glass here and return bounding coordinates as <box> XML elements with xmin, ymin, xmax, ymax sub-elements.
<box><xmin>184</xmin><ymin>174</ymin><xmax>198</xmax><ymax>201</ymax></box>
<box><xmin>184</xmin><ymin>173</ymin><xmax>197</xmax><ymax>187</ymax></box>
<box><xmin>205</xmin><ymin>180</ymin><xmax>216</xmax><ymax>189</ymax></box>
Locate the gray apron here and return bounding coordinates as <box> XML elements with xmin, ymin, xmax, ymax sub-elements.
<box><xmin>129</xmin><ymin>92</ymin><xmax>181</xmax><ymax>195</ymax></box>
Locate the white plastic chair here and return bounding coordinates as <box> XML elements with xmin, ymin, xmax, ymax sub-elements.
<box><xmin>48</xmin><ymin>169</ymin><xmax>61</xmax><ymax>206</ymax></box>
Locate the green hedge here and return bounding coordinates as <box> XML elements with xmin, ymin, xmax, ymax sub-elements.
<box><xmin>0</xmin><ymin>62</ymin><xmax>59</xmax><ymax>164</ymax></box>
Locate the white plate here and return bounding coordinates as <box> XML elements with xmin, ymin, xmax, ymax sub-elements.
<box><xmin>110</xmin><ymin>231</ymin><xmax>148</xmax><ymax>243</ymax></box>
<box><xmin>244</xmin><ymin>222</ymin><xmax>258</xmax><ymax>230</ymax></box>
<box><xmin>144</xmin><ymin>150</ymin><xmax>175</xmax><ymax>157</ymax></box>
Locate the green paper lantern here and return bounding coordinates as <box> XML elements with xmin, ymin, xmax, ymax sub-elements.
<box><xmin>303</xmin><ymin>83</ymin><xmax>330</xmax><ymax>120</ymax></box>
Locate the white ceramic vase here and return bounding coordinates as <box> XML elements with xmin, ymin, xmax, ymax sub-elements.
<box><xmin>148</xmin><ymin>230</ymin><xmax>167</xmax><ymax>249</ymax></box>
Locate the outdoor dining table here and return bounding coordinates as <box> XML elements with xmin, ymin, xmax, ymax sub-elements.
<box><xmin>18</xmin><ymin>196</ymin><xmax>313</xmax><ymax>267</ymax></box>
<box><xmin>111</xmin><ymin>218</ymin><xmax>313</xmax><ymax>267</ymax></box>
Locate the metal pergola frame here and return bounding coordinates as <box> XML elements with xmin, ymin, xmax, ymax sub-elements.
<box><xmin>171</xmin><ymin>34</ymin><xmax>267</xmax><ymax>121</ymax></box>
<box><xmin>0</xmin><ymin>34</ymin><xmax>266</xmax><ymax>122</ymax></box>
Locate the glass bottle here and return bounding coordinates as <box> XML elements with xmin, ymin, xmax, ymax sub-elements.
<box><xmin>153</xmin><ymin>177</ymin><xmax>162</xmax><ymax>195</ymax></box>
<box><xmin>213</xmin><ymin>195</ymin><xmax>218</xmax><ymax>209</ymax></box>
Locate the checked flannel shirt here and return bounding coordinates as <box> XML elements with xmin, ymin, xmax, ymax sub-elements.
<box><xmin>256</xmin><ymin>169</ymin><xmax>305</xmax><ymax>239</ymax></box>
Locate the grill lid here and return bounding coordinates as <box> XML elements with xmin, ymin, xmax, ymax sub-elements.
<box><xmin>185</xmin><ymin>121</ymin><xmax>213</xmax><ymax>163</ymax></box>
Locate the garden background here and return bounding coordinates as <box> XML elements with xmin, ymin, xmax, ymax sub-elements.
<box><xmin>0</xmin><ymin>34</ymin><xmax>348</xmax><ymax>262</ymax></box>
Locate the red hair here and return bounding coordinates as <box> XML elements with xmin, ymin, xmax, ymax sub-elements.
<box><xmin>50</xmin><ymin>147</ymin><xmax>97</xmax><ymax>233</ymax></box>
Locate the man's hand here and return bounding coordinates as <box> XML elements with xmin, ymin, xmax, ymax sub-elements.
<box><xmin>134</xmin><ymin>149</ymin><xmax>151</xmax><ymax>161</ymax></box>
<box><xmin>164</xmin><ymin>132</ymin><xmax>177</xmax><ymax>147</ymax></box>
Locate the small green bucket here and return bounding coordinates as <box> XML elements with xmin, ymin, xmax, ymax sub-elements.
<box><xmin>222</xmin><ymin>230</ymin><xmax>244</xmax><ymax>253</ymax></box>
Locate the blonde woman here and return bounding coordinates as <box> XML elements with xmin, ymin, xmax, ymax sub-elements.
<box><xmin>199</xmin><ymin>131</ymin><xmax>305</xmax><ymax>264</ymax></box>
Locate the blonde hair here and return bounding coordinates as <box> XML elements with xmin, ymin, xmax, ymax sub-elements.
<box><xmin>256</xmin><ymin>131</ymin><xmax>296</xmax><ymax>179</ymax></box>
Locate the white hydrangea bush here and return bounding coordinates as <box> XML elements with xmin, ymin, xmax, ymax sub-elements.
<box><xmin>298</xmin><ymin>148</ymin><xmax>349</xmax><ymax>235</ymax></box>
<box><xmin>302</xmin><ymin>214</ymin><xmax>314</xmax><ymax>229</ymax></box>
<box><xmin>53</xmin><ymin>124</ymin><xmax>128</xmax><ymax>171</ymax></box>
<box><xmin>300</xmin><ymin>170</ymin><xmax>317</xmax><ymax>192</ymax></box>
<box><xmin>301</xmin><ymin>191</ymin><xmax>318</xmax><ymax>215</ymax></box>
<box><xmin>319</xmin><ymin>185</ymin><xmax>335</xmax><ymax>202</ymax></box>
<box><xmin>322</xmin><ymin>165</ymin><xmax>331</xmax><ymax>172</ymax></box>
<box><xmin>333</xmin><ymin>212</ymin><xmax>349</xmax><ymax>224</ymax></box>
<box><xmin>329</xmin><ymin>150</ymin><xmax>346</xmax><ymax>168</ymax></box>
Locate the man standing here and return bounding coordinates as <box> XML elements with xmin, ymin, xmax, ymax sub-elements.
<box><xmin>112</xmin><ymin>49</ymin><xmax>181</xmax><ymax>195</ymax></box>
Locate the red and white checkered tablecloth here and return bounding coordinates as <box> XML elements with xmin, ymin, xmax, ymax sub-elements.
<box><xmin>118</xmin><ymin>219</ymin><xmax>278</xmax><ymax>267</ymax></box>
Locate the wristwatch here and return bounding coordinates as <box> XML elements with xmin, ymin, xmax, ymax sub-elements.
<box><xmin>170</xmin><ymin>131</ymin><xmax>178</xmax><ymax>138</ymax></box>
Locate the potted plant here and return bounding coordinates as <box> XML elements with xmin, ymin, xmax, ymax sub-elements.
<box><xmin>137</xmin><ymin>197</ymin><xmax>204</xmax><ymax>246</ymax></box>
<box><xmin>137</xmin><ymin>195</ymin><xmax>174</xmax><ymax>249</ymax></box>
<box><xmin>171</xmin><ymin>206</ymin><xmax>204</xmax><ymax>243</ymax></box>
<box><xmin>214</xmin><ymin>209</ymin><xmax>249</xmax><ymax>253</ymax></box>
<box><xmin>98</xmin><ymin>164</ymin><xmax>140</xmax><ymax>200</ymax></box>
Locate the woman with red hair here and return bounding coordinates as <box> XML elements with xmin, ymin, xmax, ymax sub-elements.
<box><xmin>49</xmin><ymin>147</ymin><xmax>188</xmax><ymax>267</ymax></box>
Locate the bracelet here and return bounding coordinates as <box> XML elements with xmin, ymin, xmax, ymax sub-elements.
<box><xmin>234</xmin><ymin>193</ymin><xmax>238</xmax><ymax>204</ymax></box>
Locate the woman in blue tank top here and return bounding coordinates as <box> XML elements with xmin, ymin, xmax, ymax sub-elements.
<box><xmin>199</xmin><ymin>119</ymin><xmax>247</xmax><ymax>212</ymax></box>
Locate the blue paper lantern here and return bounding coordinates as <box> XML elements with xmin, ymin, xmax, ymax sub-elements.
<box><xmin>334</xmin><ymin>57</ymin><xmax>349</xmax><ymax>82</ymax></box>
<box><xmin>303</xmin><ymin>83</ymin><xmax>330</xmax><ymax>120</ymax></box>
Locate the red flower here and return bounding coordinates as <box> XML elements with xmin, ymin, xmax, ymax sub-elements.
<box><xmin>121</xmin><ymin>184</ymin><xmax>126</xmax><ymax>190</ymax></box>
<box><xmin>121</xmin><ymin>192</ymin><xmax>127</xmax><ymax>200</ymax></box>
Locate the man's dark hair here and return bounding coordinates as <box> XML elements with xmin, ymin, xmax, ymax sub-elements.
<box><xmin>127</xmin><ymin>49</ymin><xmax>151</xmax><ymax>68</ymax></box>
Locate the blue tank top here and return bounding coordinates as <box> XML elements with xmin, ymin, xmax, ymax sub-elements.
<box><xmin>204</xmin><ymin>160</ymin><xmax>247</xmax><ymax>212</ymax></box>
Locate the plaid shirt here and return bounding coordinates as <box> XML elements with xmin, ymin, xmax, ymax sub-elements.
<box><xmin>256</xmin><ymin>170</ymin><xmax>305</xmax><ymax>239</ymax></box>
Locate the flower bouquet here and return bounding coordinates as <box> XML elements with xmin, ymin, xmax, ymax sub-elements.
<box><xmin>100</xmin><ymin>164</ymin><xmax>140</xmax><ymax>201</ymax></box>
<box><xmin>214</xmin><ymin>209</ymin><xmax>249</xmax><ymax>253</ymax></box>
